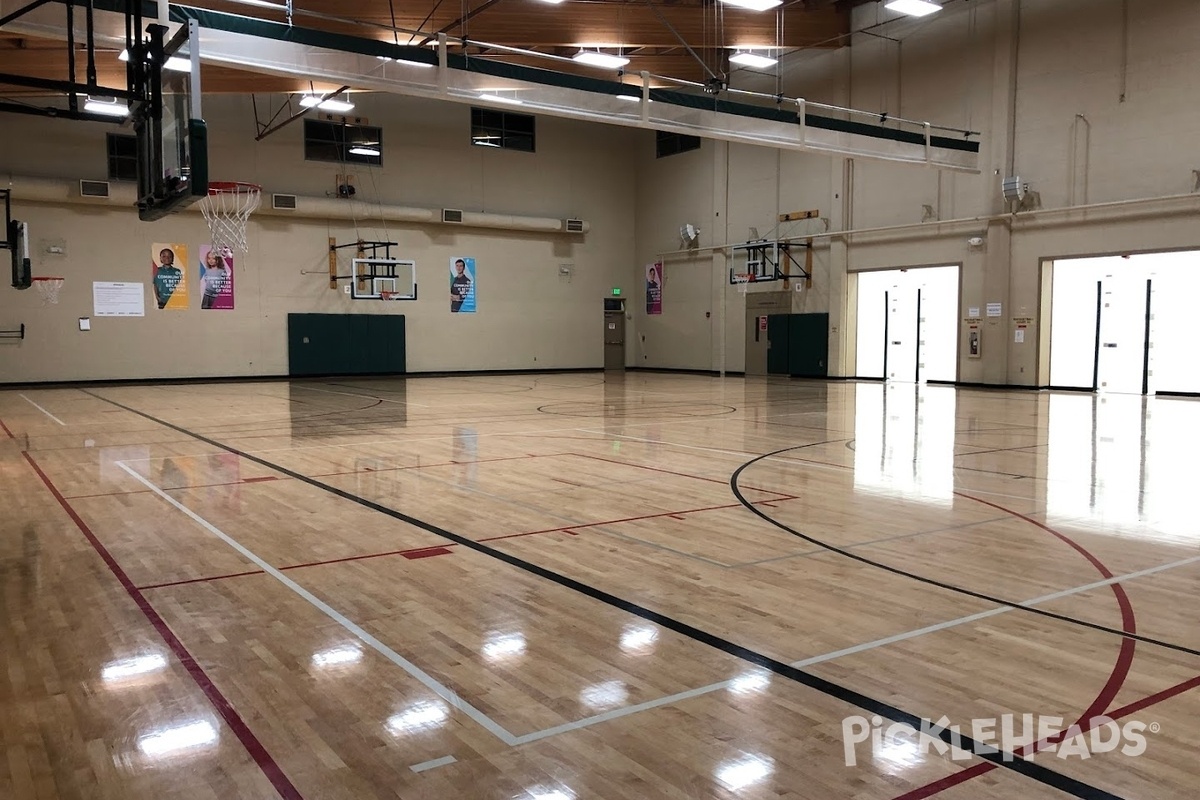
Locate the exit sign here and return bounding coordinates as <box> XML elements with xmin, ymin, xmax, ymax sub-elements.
<box><xmin>611</xmin><ymin>287</ymin><xmax>622</xmax><ymax>296</ymax></box>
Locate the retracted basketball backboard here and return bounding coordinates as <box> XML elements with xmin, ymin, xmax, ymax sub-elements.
<box><xmin>351</xmin><ymin>258</ymin><xmax>417</xmax><ymax>300</ymax></box>
<box><xmin>729</xmin><ymin>239</ymin><xmax>811</xmax><ymax>288</ymax></box>
<box><xmin>2</xmin><ymin>189</ymin><xmax>32</xmax><ymax>290</ymax></box>
<box><xmin>137</xmin><ymin>19</ymin><xmax>208</xmax><ymax>221</ymax></box>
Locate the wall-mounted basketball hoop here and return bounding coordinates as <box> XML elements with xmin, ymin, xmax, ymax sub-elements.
<box><xmin>729</xmin><ymin>239</ymin><xmax>811</xmax><ymax>287</ymax></box>
<box><xmin>198</xmin><ymin>182</ymin><xmax>261</xmax><ymax>254</ymax></box>
<box><xmin>32</xmin><ymin>276</ymin><xmax>65</xmax><ymax>304</ymax></box>
<box><xmin>329</xmin><ymin>240</ymin><xmax>418</xmax><ymax>300</ymax></box>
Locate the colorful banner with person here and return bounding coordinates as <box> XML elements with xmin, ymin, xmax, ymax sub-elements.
<box><xmin>199</xmin><ymin>245</ymin><xmax>235</xmax><ymax>310</ymax></box>
<box><xmin>646</xmin><ymin>262</ymin><xmax>663</xmax><ymax>315</ymax></box>
<box><xmin>450</xmin><ymin>257</ymin><xmax>476</xmax><ymax>313</ymax></box>
<box><xmin>152</xmin><ymin>243</ymin><xmax>188</xmax><ymax>310</ymax></box>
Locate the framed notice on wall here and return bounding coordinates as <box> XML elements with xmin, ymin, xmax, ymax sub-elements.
<box><xmin>93</xmin><ymin>281</ymin><xmax>145</xmax><ymax>317</ymax></box>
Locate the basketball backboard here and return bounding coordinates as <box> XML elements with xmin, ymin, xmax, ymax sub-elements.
<box><xmin>351</xmin><ymin>258</ymin><xmax>417</xmax><ymax>300</ymax></box>
<box><xmin>2</xmin><ymin>189</ymin><xmax>31</xmax><ymax>290</ymax></box>
<box><xmin>137</xmin><ymin>19</ymin><xmax>208</xmax><ymax>221</ymax></box>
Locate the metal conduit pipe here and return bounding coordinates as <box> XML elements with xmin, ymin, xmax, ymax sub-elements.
<box><xmin>3</xmin><ymin>175</ymin><xmax>588</xmax><ymax>234</ymax></box>
<box><xmin>656</xmin><ymin>192</ymin><xmax>1200</xmax><ymax>258</ymax></box>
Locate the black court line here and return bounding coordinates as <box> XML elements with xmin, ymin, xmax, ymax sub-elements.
<box><xmin>731</xmin><ymin>443</ymin><xmax>1200</xmax><ymax>661</ymax></box>
<box><xmin>85</xmin><ymin>390</ymin><xmax>1121</xmax><ymax>800</ymax></box>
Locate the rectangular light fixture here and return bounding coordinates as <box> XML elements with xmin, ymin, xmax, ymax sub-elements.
<box><xmin>299</xmin><ymin>95</ymin><xmax>355</xmax><ymax>112</ymax></box>
<box><xmin>84</xmin><ymin>96</ymin><xmax>130</xmax><ymax>117</ymax></box>
<box><xmin>348</xmin><ymin>146</ymin><xmax>381</xmax><ymax>156</ymax></box>
<box><xmin>718</xmin><ymin>0</ymin><xmax>783</xmax><ymax>11</ymax></box>
<box><xmin>572</xmin><ymin>51</ymin><xmax>630</xmax><ymax>69</ymax></box>
<box><xmin>616</xmin><ymin>94</ymin><xmax>641</xmax><ymax>102</ymax></box>
<box><xmin>118</xmin><ymin>49</ymin><xmax>191</xmax><ymax>72</ymax></box>
<box><xmin>476</xmin><ymin>93</ymin><xmax>524</xmax><ymax>105</ymax></box>
<box><xmin>884</xmin><ymin>0</ymin><xmax>942</xmax><ymax>17</ymax></box>
<box><xmin>729</xmin><ymin>52</ymin><xmax>778</xmax><ymax>69</ymax></box>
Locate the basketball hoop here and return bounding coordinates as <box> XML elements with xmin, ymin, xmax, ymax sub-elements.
<box><xmin>31</xmin><ymin>276</ymin><xmax>64</xmax><ymax>304</ymax></box>
<box><xmin>197</xmin><ymin>181</ymin><xmax>261</xmax><ymax>254</ymax></box>
<box><xmin>733</xmin><ymin>273</ymin><xmax>754</xmax><ymax>295</ymax></box>
<box><xmin>380</xmin><ymin>290</ymin><xmax>395</xmax><ymax>301</ymax></box>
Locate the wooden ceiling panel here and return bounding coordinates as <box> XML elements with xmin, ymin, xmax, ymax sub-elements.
<box><xmin>0</xmin><ymin>0</ymin><xmax>852</xmax><ymax>96</ymax></box>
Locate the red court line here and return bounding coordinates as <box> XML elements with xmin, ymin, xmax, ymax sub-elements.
<box><xmin>0</xmin><ymin>417</ymin><xmax>13</xmax><ymax>439</ymax></box>
<box><xmin>310</xmin><ymin>452</ymin><xmax>559</xmax><ymax>480</ymax></box>
<box><xmin>893</xmin><ymin>672</ymin><xmax>1200</xmax><ymax>800</ymax></box>
<box><xmin>891</xmin><ymin>493</ymin><xmax>1139</xmax><ymax>800</ymax></box>
<box><xmin>402</xmin><ymin>547</ymin><xmax>453</xmax><ymax>560</ymax></box>
<box><xmin>150</xmin><ymin>496</ymin><xmax>799</xmax><ymax>588</ymax></box>
<box><xmin>65</xmin><ymin>475</ymin><xmax>283</xmax><ymax>501</ymax></box>
<box><xmin>569</xmin><ymin>452</ymin><xmax>792</xmax><ymax>498</ymax></box>
<box><xmin>21</xmin><ymin>452</ymin><xmax>303</xmax><ymax>800</ymax></box>
<box><xmin>140</xmin><ymin>570</ymin><xmax>267</xmax><ymax>592</ymax></box>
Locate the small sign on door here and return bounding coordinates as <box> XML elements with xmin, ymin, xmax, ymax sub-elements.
<box><xmin>759</xmin><ymin>316</ymin><xmax>768</xmax><ymax>331</ymax></box>
<box><xmin>608</xmin><ymin>322</ymin><xmax>616</xmax><ymax>330</ymax></box>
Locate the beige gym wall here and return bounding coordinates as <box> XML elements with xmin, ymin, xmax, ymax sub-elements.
<box><xmin>0</xmin><ymin>95</ymin><xmax>636</xmax><ymax>382</ymax></box>
<box><xmin>632</xmin><ymin>0</ymin><xmax>1200</xmax><ymax>381</ymax></box>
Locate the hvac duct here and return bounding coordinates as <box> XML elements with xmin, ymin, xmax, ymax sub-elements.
<box><xmin>4</xmin><ymin>176</ymin><xmax>590</xmax><ymax>234</ymax></box>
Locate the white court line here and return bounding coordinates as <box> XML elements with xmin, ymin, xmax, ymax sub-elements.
<box><xmin>291</xmin><ymin>384</ymin><xmax>430</xmax><ymax>407</ymax></box>
<box><xmin>582</xmin><ymin>428</ymin><xmax>1057</xmax><ymax>506</ymax></box>
<box><xmin>112</xmin><ymin>463</ymin><xmax>1200</xmax><ymax>749</ymax></box>
<box><xmin>409</xmin><ymin>755</ymin><xmax>457</xmax><ymax>773</ymax></box>
<box><xmin>511</xmin><ymin>549</ymin><xmax>1200</xmax><ymax>744</ymax></box>
<box><xmin>116</xmin><ymin>461</ymin><xmax>520</xmax><ymax>747</ymax></box>
<box><xmin>19</xmin><ymin>394</ymin><xmax>66</xmax><ymax>425</ymax></box>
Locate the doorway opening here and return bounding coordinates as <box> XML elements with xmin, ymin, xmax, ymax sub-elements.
<box><xmin>855</xmin><ymin>265</ymin><xmax>959</xmax><ymax>382</ymax></box>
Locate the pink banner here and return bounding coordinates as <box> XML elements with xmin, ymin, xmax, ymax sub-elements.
<box><xmin>646</xmin><ymin>262</ymin><xmax>662</xmax><ymax>315</ymax></box>
<box><xmin>199</xmin><ymin>246</ymin><xmax>234</xmax><ymax>310</ymax></box>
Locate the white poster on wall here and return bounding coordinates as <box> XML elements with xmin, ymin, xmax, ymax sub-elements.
<box><xmin>93</xmin><ymin>281</ymin><xmax>145</xmax><ymax>317</ymax></box>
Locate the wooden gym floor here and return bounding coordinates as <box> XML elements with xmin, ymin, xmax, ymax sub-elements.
<box><xmin>1</xmin><ymin>373</ymin><xmax>1198</xmax><ymax>800</ymax></box>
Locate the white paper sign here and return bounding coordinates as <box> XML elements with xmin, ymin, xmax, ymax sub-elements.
<box><xmin>93</xmin><ymin>282</ymin><xmax>145</xmax><ymax>317</ymax></box>
<box><xmin>1014</xmin><ymin>329</ymin><xmax>1025</xmax><ymax>343</ymax></box>
<box><xmin>968</xmin><ymin>307</ymin><xmax>980</xmax><ymax>318</ymax></box>
<box><xmin>986</xmin><ymin>302</ymin><xmax>1002</xmax><ymax>317</ymax></box>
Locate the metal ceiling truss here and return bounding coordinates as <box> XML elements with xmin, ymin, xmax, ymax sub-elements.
<box><xmin>0</xmin><ymin>0</ymin><xmax>152</xmax><ymax>122</ymax></box>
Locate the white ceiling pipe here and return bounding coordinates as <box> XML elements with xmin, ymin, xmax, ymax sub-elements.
<box><xmin>4</xmin><ymin>175</ymin><xmax>589</xmax><ymax>234</ymax></box>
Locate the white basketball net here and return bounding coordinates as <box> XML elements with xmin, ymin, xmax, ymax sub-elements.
<box><xmin>33</xmin><ymin>278</ymin><xmax>64</xmax><ymax>304</ymax></box>
<box><xmin>733</xmin><ymin>275</ymin><xmax>754</xmax><ymax>295</ymax></box>
<box><xmin>197</xmin><ymin>183</ymin><xmax>261</xmax><ymax>254</ymax></box>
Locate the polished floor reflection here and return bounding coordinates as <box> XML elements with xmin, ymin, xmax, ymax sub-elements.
<box><xmin>2</xmin><ymin>375</ymin><xmax>1199</xmax><ymax>799</ymax></box>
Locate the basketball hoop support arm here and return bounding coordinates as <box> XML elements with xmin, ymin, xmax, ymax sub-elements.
<box><xmin>727</xmin><ymin>241</ymin><xmax>811</xmax><ymax>286</ymax></box>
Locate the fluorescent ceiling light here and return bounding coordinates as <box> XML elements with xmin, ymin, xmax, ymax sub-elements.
<box><xmin>482</xmin><ymin>632</ymin><xmax>526</xmax><ymax>661</ymax></box>
<box><xmin>616</xmin><ymin>94</ymin><xmax>641</xmax><ymax>102</ymax></box>
<box><xmin>312</xmin><ymin>646</ymin><xmax>363</xmax><ymax>667</ymax></box>
<box><xmin>101</xmin><ymin>654</ymin><xmax>167</xmax><ymax>683</ymax></box>
<box><xmin>348</xmin><ymin>146</ymin><xmax>381</xmax><ymax>156</ymax></box>
<box><xmin>476</xmin><ymin>93</ymin><xmax>523</xmax><ymax>105</ymax></box>
<box><xmin>299</xmin><ymin>94</ymin><xmax>355</xmax><ymax>112</ymax></box>
<box><xmin>884</xmin><ymin>0</ymin><xmax>942</xmax><ymax>17</ymax></box>
<box><xmin>718</xmin><ymin>0</ymin><xmax>783</xmax><ymax>11</ymax></box>
<box><xmin>84</xmin><ymin>96</ymin><xmax>130</xmax><ymax>117</ymax></box>
<box><xmin>118</xmin><ymin>49</ymin><xmax>190</xmax><ymax>72</ymax></box>
<box><xmin>386</xmin><ymin>702</ymin><xmax>448</xmax><ymax>735</ymax></box>
<box><xmin>378</xmin><ymin>56</ymin><xmax>435</xmax><ymax>68</ymax></box>
<box><xmin>538</xmin><ymin>0</ymin><xmax>566</xmax><ymax>4</ymax></box>
<box><xmin>729</xmin><ymin>51</ymin><xmax>778</xmax><ymax>69</ymax></box>
<box><xmin>716</xmin><ymin>755</ymin><xmax>774</xmax><ymax>791</ymax></box>
<box><xmin>573</xmin><ymin>51</ymin><xmax>630</xmax><ymax>69</ymax></box>
<box><xmin>138</xmin><ymin>721</ymin><xmax>218</xmax><ymax>758</ymax></box>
